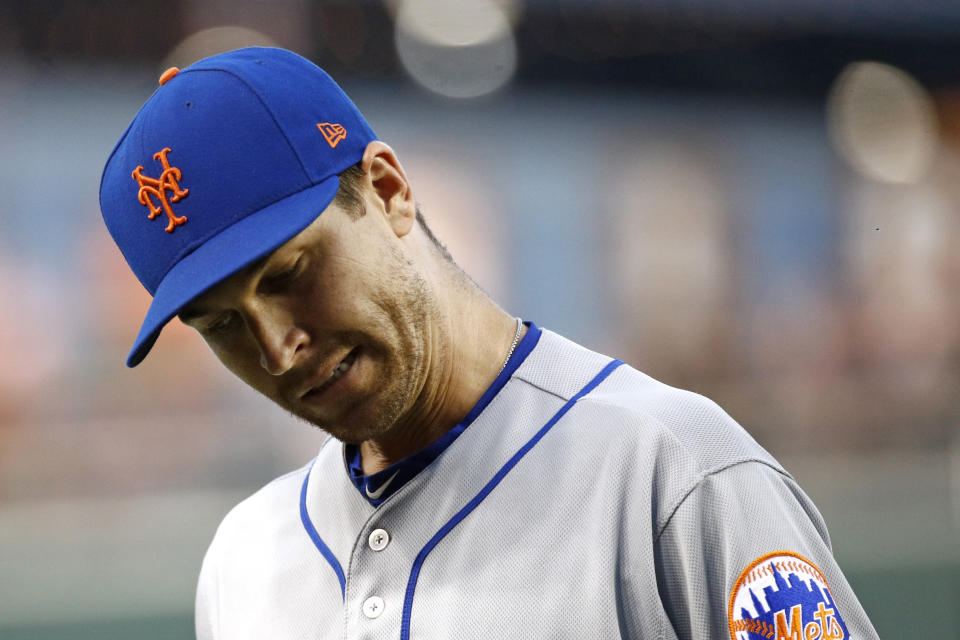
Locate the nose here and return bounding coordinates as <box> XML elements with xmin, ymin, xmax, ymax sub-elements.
<box><xmin>244</xmin><ymin>304</ymin><xmax>308</xmax><ymax>376</ymax></box>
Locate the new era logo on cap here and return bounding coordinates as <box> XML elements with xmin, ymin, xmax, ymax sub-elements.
<box><xmin>317</xmin><ymin>122</ymin><xmax>347</xmax><ymax>148</ymax></box>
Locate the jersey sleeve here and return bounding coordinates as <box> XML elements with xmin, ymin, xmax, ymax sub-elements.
<box><xmin>195</xmin><ymin>535</ymin><xmax>221</xmax><ymax>640</ymax></box>
<box><xmin>652</xmin><ymin>460</ymin><xmax>879</xmax><ymax>640</ymax></box>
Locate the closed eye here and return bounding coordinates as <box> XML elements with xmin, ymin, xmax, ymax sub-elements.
<box><xmin>260</xmin><ymin>256</ymin><xmax>305</xmax><ymax>293</ymax></box>
<box><xmin>202</xmin><ymin>311</ymin><xmax>236</xmax><ymax>335</ymax></box>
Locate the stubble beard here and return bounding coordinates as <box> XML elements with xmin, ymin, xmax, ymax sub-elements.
<box><xmin>294</xmin><ymin>247</ymin><xmax>437</xmax><ymax>446</ymax></box>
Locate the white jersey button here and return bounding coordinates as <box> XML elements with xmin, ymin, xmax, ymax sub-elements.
<box><xmin>362</xmin><ymin>596</ymin><xmax>385</xmax><ymax>619</ymax></box>
<box><xmin>368</xmin><ymin>528</ymin><xmax>390</xmax><ymax>551</ymax></box>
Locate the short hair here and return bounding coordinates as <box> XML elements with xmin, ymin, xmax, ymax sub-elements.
<box><xmin>335</xmin><ymin>163</ymin><xmax>454</xmax><ymax>264</ymax></box>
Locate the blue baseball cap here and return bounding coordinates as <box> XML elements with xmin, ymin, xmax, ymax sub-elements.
<box><xmin>100</xmin><ymin>47</ymin><xmax>376</xmax><ymax>367</ymax></box>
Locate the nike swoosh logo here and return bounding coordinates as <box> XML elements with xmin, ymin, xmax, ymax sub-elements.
<box><xmin>365</xmin><ymin>470</ymin><xmax>401</xmax><ymax>500</ymax></box>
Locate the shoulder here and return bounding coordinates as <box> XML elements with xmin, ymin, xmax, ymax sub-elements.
<box><xmin>197</xmin><ymin>459</ymin><xmax>312</xmax><ymax>593</ymax></box>
<box><xmin>196</xmin><ymin>440</ymin><xmax>345</xmax><ymax>637</ymax></box>
<box><xmin>588</xmin><ymin>362</ymin><xmax>781</xmax><ymax>476</ymax></box>
<box><xmin>215</xmin><ymin>464</ymin><xmax>310</xmax><ymax>535</ymax></box>
<box><xmin>204</xmin><ymin>439</ymin><xmax>334</xmax><ymax>558</ymax></box>
<box><xmin>524</xmin><ymin>329</ymin><xmax>782</xmax><ymax>478</ymax></box>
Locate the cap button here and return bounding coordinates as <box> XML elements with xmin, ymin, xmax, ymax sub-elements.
<box><xmin>158</xmin><ymin>67</ymin><xmax>180</xmax><ymax>86</ymax></box>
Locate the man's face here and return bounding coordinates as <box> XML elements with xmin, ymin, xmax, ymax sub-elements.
<box><xmin>179</xmin><ymin>197</ymin><xmax>435</xmax><ymax>445</ymax></box>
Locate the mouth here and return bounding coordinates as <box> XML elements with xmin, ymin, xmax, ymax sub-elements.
<box><xmin>300</xmin><ymin>347</ymin><xmax>360</xmax><ymax>401</ymax></box>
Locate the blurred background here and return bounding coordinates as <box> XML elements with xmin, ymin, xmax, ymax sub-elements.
<box><xmin>1</xmin><ymin>1</ymin><xmax>958</xmax><ymax>637</ymax></box>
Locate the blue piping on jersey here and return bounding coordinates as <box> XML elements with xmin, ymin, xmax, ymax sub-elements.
<box><xmin>299</xmin><ymin>460</ymin><xmax>347</xmax><ymax>598</ymax></box>
<box><xmin>399</xmin><ymin>358</ymin><xmax>625</xmax><ymax>639</ymax></box>
<box><xmin>298</xmin><ymin>325</ymin><xmax>543</xmax><ymax>597</ymax></box>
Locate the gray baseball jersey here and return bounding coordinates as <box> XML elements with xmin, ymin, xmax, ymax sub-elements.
<box><xmin>195</xmin><ymin>328</ymin><xmax>877</xmax><ymax>639</ymax></box>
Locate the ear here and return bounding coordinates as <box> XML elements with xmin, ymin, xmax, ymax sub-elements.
<box><xmin>361</xmin><ymin>141</ymin><xmax>416</xmax><ymax>238</ymax></box>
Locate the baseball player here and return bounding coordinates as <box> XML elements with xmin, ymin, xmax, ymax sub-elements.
<box><xmin>99</xmin><ymin>48</ymin><xmax>878</xmax><ymax>639</ymax></box>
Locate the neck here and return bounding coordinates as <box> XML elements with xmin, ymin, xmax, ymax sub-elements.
<box><xmin>359</xmin><ymin>246</ymin><xmax>524</xmax><ymax>475</ymax></box>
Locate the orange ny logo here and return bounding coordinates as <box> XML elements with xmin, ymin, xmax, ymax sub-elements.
<box><xmin>131</xmin><ymin>147</ymin><xmax>189</xmax><ymax>233</ymax></box>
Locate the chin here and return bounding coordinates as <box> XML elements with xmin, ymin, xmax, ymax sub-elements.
<box><xmin>310</xmin><ymin>421</ymin><xmax>389</xmax><ymax>447</ymax></box>
<box><xmin>284</xmin><ymin>346</ymin><xmax>421</xmax><ymax>445</ymax></box>
<box><xmin>293</xmin><ymin>395</ymin><xmax>408</xmax><ymax>446</ymax></box>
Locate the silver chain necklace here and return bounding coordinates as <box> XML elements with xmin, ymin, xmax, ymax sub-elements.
<box><xmin>500</xmin><ymin>317</ymin><xmax>524</xmax><ymax>374</ymax></box>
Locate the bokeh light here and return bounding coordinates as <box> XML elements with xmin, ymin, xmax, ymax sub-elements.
<box><xmin>827</xmin><ymin>61</ymin><xmax>939</xmax><ymax>184</ymax></box>
<box><xmin>161</xmin><ymin>26</ymin><xmax>278</xmax><ymax>70</ymax></box>
<box><xmin>394</xmin><ymin>0</ymin><xmax>518</xmax><ymax>98</ymax></box>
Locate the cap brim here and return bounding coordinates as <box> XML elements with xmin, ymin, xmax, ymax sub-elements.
<box><xmin>126</xmin><ymin>176</ymin><xmax>341</xmax><ymax>367</ymax></box>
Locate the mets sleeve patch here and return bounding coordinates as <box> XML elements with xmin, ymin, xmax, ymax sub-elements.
<box><xmin>727</xmin><ymin>551</ymin><xmax>849</xmax><ymax>640</ymax></box>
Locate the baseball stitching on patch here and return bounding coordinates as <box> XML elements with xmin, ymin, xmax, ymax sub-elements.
<box><xmin>743</xmin><ymin>559</ymin><xmax>826</xmax><ymax>586</ymax></box>
<box><xmin>728</xmin><ymin>551</ymin><xmax>848</xmax><ymax>640</ymax></box>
